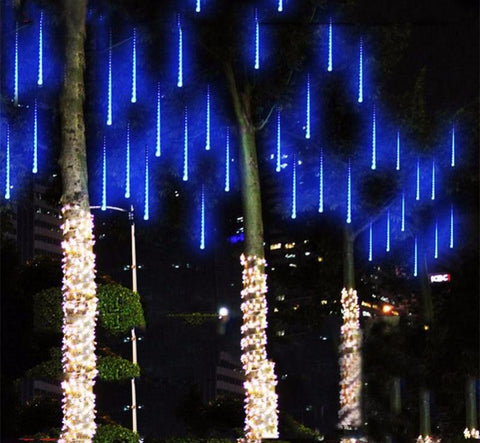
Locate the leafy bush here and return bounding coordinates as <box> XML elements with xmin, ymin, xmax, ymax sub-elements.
<box><xmin>97</xmin><ymin>355</ymin><xmax>140</xmax><ymax>381</ymax></box>
<box><xmin>93</xmin><ymin>424</ymin><xmax>139</xmax><ymax>443</ymax></box>
<box><xmin>33</xmin><ymin>288</ymin><xmax>62</xmax><ymax>332</ymax></box>
<box><xmin>26</xmin><ymin>347</ymin><xmax>62</xmax><ymax>380</ymax></box>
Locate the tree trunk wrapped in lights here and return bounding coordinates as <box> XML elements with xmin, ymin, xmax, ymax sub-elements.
<box><xmin>464</xmin><ymin>377</ymin><xmax>479</xmax><ymax>439</ymax></box>
<box><xmin>338</xmin><ymin>227</ymin><xmax>363</xmax><ymax>438</ymax></box>
<box><xmin>240</xmin><ymin>255</ymin><xmax>278</xmax><ymax>441</ymax></box>
<box><xmin>58</xmin><ymin>1</ymin><xmax>98</xmax><ymax>441</ymax></box>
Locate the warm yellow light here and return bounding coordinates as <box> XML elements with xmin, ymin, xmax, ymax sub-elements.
<box><xmin>285</xmin><ymin>242</ymin><xmax>295</xmax><ymax>249</ymax></box>
<box><xmin>240</xmin><ymin>254</ymin><xmax>279</xmax><ymax>441</ymax></box>
<box><xmin>382</xmin><ymin>304</ymin><xmax>393</xmax><ymax>314</ymax></box>
<box><xmin>464</xmin><ymin>428</ymin><xmax>480</xmax><ymax>439</ymax></box>
<box><xmin>58</xmin><ymin>205</ymin><xmax>98</xmax><ymax>443</ymax></box>
<box><xmin>269</xmin><ymin>243</ymin><xmax>282</xmax><ymax>250</ymax></box>
<box><xmin>424</xmin><ymin>325</ymin><xmax>430</xmax><ymax>331</ymax></box>
<box><xmin>317</xmin><ymin>256</ymin><xmax>323</xmax><ymax>262</ymax></box>
<box><xmin>416</xmin><ymin>435</ymin><xmax>442</xmax><ymax>442</ymax></box>
<box><xmin>338</xmin><ymin>288</ymin><xmax>362</xmax><ymax>430</ymax></box>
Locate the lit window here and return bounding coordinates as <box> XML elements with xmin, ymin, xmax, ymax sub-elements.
<box><xmin>285</xmin><ymin>242</ymin><xmax>295</xmax><ymax>249</ymax></box>
<box><xmin>270</xmin><ymin>243</ymin><xmax>282</xmax><ymax>250</ymax></box>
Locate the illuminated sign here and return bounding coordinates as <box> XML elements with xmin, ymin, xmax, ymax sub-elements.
<box><xmin>429</xmin><ymin>273</ymin><xmax>451</xmax><ymax>283</ymax></box>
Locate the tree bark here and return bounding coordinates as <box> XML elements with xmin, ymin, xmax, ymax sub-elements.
<box><xmin>343</xmin><ymin>225</ymin><xmax>355</xmax><ymax>290</ymax></box>
<box><xmin>466</xmin><ymin>377</ymin><xmax>478</xmax><ymax>429</ymax></box>
<box><xmin>419</xmin><ymin>388</ymin><xmax>431</xmax><ymax>437</ymax></box>
<box><xmin>58</xmin><ymin>1</ymin><xmax>98</xmax><ymax>441</ymax></box>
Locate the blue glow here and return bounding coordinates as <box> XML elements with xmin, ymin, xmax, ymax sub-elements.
<box><xmin>107</xmin><ymin>32</ymin><xmax>112</xmax><ymax>126</ymax></box>
<box><xmin>386</xmin><ymin>209</ymin><xmax>390</xmax><ymax>252</ymax></box>
<box><xmin>125</xmin><ymin>123</ymin><xmax>131</xmax><ymax>198</ymax></box>
<box><xmin>371</xmin><ymin>105</ymin><xmax>376</xmax><ymax>170</ymax></box>
<box><xmin>401</xmin><ymin>192</ymin><xmax>405</xmax><ymax>232</ymax></box>
<box><xmin>450</xmin><ymin>204</ymin><xmax>454</xmax><ymax>248</ymax></box>
<box><xmin>451</xmin><ymin>124</ymin><xmax>455</xmax><ymax>167</ymax></box>
<box><xmin>305</xmin><ymin>74</ymin><xmax>311</xmax><ymax>139</ymax></box>
<box><xmin>346</xmin><ymin>160</ymin><xmax>352</xmax><ymax>224</ymax></box>
<box><xmin>254</xmin><ymin>9</ymin><xmax>260</xmax><ymax>70</ymax></box>
<box><xmin>205</xmin><ymin>85</ymin><xmax>211</xmax><ymax>150</ymax></box>
<box><xmin>358</xmin><ymin>37</ymin><xmax>363</xmax><ymax>103</ymax></box>
<box><xmin>276</xmin><ymin>108</ymin><xmax>281</xmax><ymax>172</ymax></box>
<box><xmin>155</xmin><ymin>83</ymin><xmax>161</xmax><ymax>157</ymax></box>
<box><xmin>414</xmin><ymin>236</ymin><xmax>418</xmax><ymax>277</ymax></box>
<box><xmin>196</xmin><ymin>0</ymin><xmax>201</xmax><ymax>13</ymax></box>
<box><xmin>183</xmin><ymin>106</ymin><xmax>188</xmax><ymax>181</ymax></box>
<box><xmin>291</xmin><ymin>157</ymin><xmax>297</xmax><ymax>219</ymax></box>
<box><xmin>416</xmin><ymin>159</ymin><xmax>420</xmax><ymax>201</ymax></box>
<box><xmin>434</xmin><ymin>220</ymin><xmax>438</xmax><ymax>259</ymax></box>
<box><xmin>38</xmin><ymin>11</ymin><xmax>43</xmax><ymax>86</ymax></box>
<box><xmin>318</xmin><ymin>150</ymin><xmax>324</xmax><ymax>213</ymax></box>
<box><xmin>225</xmin><ymin>127</ymin><xmax>230</xmax><ymax>192</ymax></box>
<box><xmin>396</xmin><ymin>129</ymin><xmax>400</xmax><ymax>170</ymax></box>
<box><xmin>14</xmin><ymin>23</ymin><xmax>19</xmax><ymax>104</ymax></box>
<box><xmin>33</xmin><ymin>99</ymin><xmax>38</xmax><ymax>174</ymax></box>
<box><xmin>131</xmin><ymin>28</ymin><xmax>137</xmax><ymax>103</ymax></box>
<box><xmin>368</xmin><ymin>221</ymin><xmax>372</xmax><ymax>261</ymax></box>
<box><xmin>144</xmin><ymin>145</ymin><xmax>149</xmax><ymax>220</ymax></box>
<box><xmin>177</xmin><ymin>15</ymin><xmax>183</xmax><ymax>87</ymax></box>
<box><xmin>327</xmin><ymin>17</ymin><xmax>333</xmax><ymax>72</ymax></box>
<box><xmin>102</xmin><ymin>137</ymin><xmax>107</xmax><ymax>211</ymax></box>
<box><xmin>200</xmin><ymin>185</ymin><xmax>205</xmax><ymax>249</ymax></box>
<box><xmin>5</xmin><ymin>125</ymin><xmax>10</xmax><ymax>200</ymax></box>
<box><xmin>278</xmin><ymin>0</ymin><xmax>283</xmax><ymax>12</ymax></box>
<box><xmin>431</xmin><ymin>160</ymin><xmax>435</xmax><ymax>200</ymax></box>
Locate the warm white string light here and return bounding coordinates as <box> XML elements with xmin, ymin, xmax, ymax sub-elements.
<box><xmin>464</xmin><ymin>429</ymin><xmax>480</xmax><ymax>440</ymax></box>
<box><xmin>339</xmin><ymin>288</ymin><xmax>362</xmax><ymax>431</ymax></box>
<box><xmin>240</xmin><ymin>255</ymin><xmax>278</xmax><ymax>442</ymax></box>
<box><xmin>417</xmin><ymin>436</ymin><xmax>441</xmax><ymax>443</ymax></box>
<box><xmin>58</xmin><ymin>205</ymin><xmax>98</xmax><ymax>443</ymax></box>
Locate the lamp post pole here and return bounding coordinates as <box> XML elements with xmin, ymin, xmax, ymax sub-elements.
<box><xmin>91</xmin><ymin>205</ymin><xmax>139</xmax><ymax>435</ymax></box>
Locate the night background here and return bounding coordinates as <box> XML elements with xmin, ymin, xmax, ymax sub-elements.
<box><xmin>1</xmin><ymin>0</ymin><xmax>478</xmax><ymax>442</ymax></box>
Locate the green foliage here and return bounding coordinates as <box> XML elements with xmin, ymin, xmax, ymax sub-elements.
<box><xmin>34</xmin><ymin>288</ymin><xmax>63</xmax><ymax>332</ymax></box>
<box><xmin>93</xmin><ymin>424</ymin><xmax>139</xmax><ymax>443</ymax></box>
<box><xmin>168</xmin><ymin>313</ymin><xmax>218</xmax><ymax>327</ymax></box>
<box><xmin>97</xmin><ymin>356</ymin><xmax>140</xmax><ymax>381</ymax></box>
<box><xmin>26</xmin><ymin>347</ymin><xmax>62</xmax><ymax>380</ymax></box>
<box><xmin>97</xmin><ymin>284</ymin><xmax>145</xmax><ymax>335</ymax></box>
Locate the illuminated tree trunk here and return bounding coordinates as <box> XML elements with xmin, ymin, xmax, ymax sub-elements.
<box><xmin>464</xmin><ymin>377</ymin><xmax>479</xmax><ymax>438</ymax></box>
<box><xmin>390</xmin><ymin>377</ymin><xmax>402</xmax><ymax>415</ymax></box>
<box><xmin>225</xmin><ymin>63</ymin><xmax>278</xmax><ymax>442</ymax></box>
<box><xmin>58</xmin><ymin>1</ymin><xmax>98</xmax><ymax>441</ymax></box>
<box><xmin>338</xmin><ymin>225</ymin><xmax>363</xmax><ymax>438</ymax></box>
<box><xmin>419</xmin><ymin>388</ymin><xmax>431</xmax><ymax>439</ymax></box>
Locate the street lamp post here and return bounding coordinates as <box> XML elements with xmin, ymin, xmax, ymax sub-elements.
<box><xmin>91</xmin><ymin>205</ymin><xmax>139</xmax><ymax>435</ymax></box>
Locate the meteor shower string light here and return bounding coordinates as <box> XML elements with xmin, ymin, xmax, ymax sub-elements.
<box><xmin>291</xmin><ymin>157</ymin><xmax>297</xmax><ymax>219</ymax></box>
<box><xmin>205</xmin><ymin>85</ymin><xmax>211</xmax><ymax>150</ymax></box>
<box><xmin>240</xmin><ymin>255</ymin><xmax>279</xmax><ymax>440</ymax></box>
<box><xmin>200</xmin><ymin>185</ymin><xmax>205</xmax><ymax>249</ymax></box>
<box><xmin>183</xmin><ymin>106</ymin><xmax>188</xmax><ymax>181</ymax></box>
<box><xmin>386</xmin><ymin>209</ymin><xmax>390</xmax><ymax>252</ymax></box>
<box><xmin>371</xmin><ymin>105</ymin><xmax>376</xmax><ymax>169</ymax></box>
<box><xmin>416</xmin><ymin>159</ymin><xmax>420</xmax><ymax>201</ymax></box>
<box><xmin>396</xmin><ymin>129</ymin><xmax>401</xmax><ymax>170</ymax></box>
<box><xmin>5</xmin><ymin>125</ymin><xmax>10</xmax><ymax>200</ymax></box>
<box><xmin>155</xmin><ymin>83</ymin><xmax>161</xmax><ymax>157</ymax></box>
<box><xmin>276</xmin><ymin>107</ymin><xmax>281</xmax><ymax>172</ymax></box>
<box><xmin>33</xmin><ymin>99</ymin><xmax>38</xmax><ymax>173</ymax></box>
<box><xmin>328</xmin><ymin>17</ymin><xmax>333</xmax><ymax>72</ymax></box>
<box><xmin>305</xmin><ymin>73</ymin><xmax>311</xmax><ymax>139</ymax></box>
<box><xmin>431</xmin><ymin>160</ymin><xmax>436</xmax><ymax>200</ymax></box>
<box><xmin>38</xmin><ymin>11</ymin><xmax>43</xmax><ymax>86</ymax></box>
<box><xmin>451</xmin><ymin>124</ymin><xmax>455</xmax><ymax>167</ymax></box>
<box><xmin>434</xmin><ymin>221</ymin><xmax>438</xmax><ymax>259</ymax></box>
<box><xmin>177</xmin><ymin>15</ymin><xmax>183</xmax><ymax>87</ymax></box>
<box><xmin>125</xmin><ymin>123</ymin><xmax>131</xmax><ymax>198</ymax></box>
<box><xmin>131</xmin><ymin>28</ymin><xmax>137</xmax><ymax>103</ymax></box>
<box><xmin>14</xmin><ymin>23</ymin><xmax>19</xmax><ymax>104</ymax></box>
<box><xmin>225</xmin><ymin>127</ymin><xmax>230</xmax><ymax>192</ymax></box>
<box><xmin>318</xmin><ymin>150</ymin><xmax>324</xmax><ymax>213</ymax></box>
<box><xmin>414</xmin><ymin>236</ymin><xmax>418</xmax><ymax>277</ymax></box>
<box><xmin>357</xmin><ymin>37</ymin><xmax>363</xmax><ymax>103</ymax></box>
<box><xmin>196</xmin><ymin>0</ymin><xmax>201</xmax><ymax>13</ymax></box>
<box><xmin>107</xmin><ymin>32</ymin><xmax>112</xmax><ymax>126</ymax></box>
<box><xmin>368</xmin><ymin>221</ymin><xmax>373</xmax><ymax>261</ymax></box>
<box><xmin>450</xmin><ymin>204</ymin><xmax>454</xmax><ymax>248</ymax></box>
<box><xmin>101</xmin><ymin>137</ymin><xmax>107</xmax><ymax>210</ymax></box>
<box><xmin>58</xmin><ymin>205</ymin><xmax>97</xmax><ymax>442</ymax></box>
<box><xmin>254</xmin><ymin>9</ymin><xmax>260</xmax><ymax>70</ymax></box>
<box><xmin>401</xmin><ymin>191</ymin><xmax>405</xmax><ymax>232</ymax></box>
<box><xmin>346</xmin><ymin>160</ymin><xmax>352</xmax><ymax>224</ymax></box>
<box><xmin>144</xmin><ymin>145</ymin><xmax>149</xmax><ymax>220</ymax></box>
<box><xmin>278</xmin><ymin>0</ymin><xmax>283</xmax><ymax>12</ymax></box>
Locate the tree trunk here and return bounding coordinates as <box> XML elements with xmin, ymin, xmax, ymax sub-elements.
<box><xmin>58</xmin><ymin>1</ymin><xmax>98</xmax><ymax>442</ymax></box>
<box><xmin>224</xmin><ymin>63</ymin><xmax>278</xmax><ymax>441</ymax></box>
<box><xmin>419</xmin><ymin>388</ymin><xmax>431</xmax><ymax>438</ymax></box>
<box><xmin>343</xmin><ymin>225</ymin><xmax>355</xmax><ymax>290</ymax></box>
<box><xmin>419</xmin><ymin>253</ymin><xmax>434</xmax><ymax>325</ymax></box>
<box><xmin>390</xmin><ymin>377</ymin><xmax>402</xmax><ymax>415</ymax></box>
<box><xmin>466</xmin><ymin>377</ymin><xmax>478</xmax><ymax>430</ymax></box>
